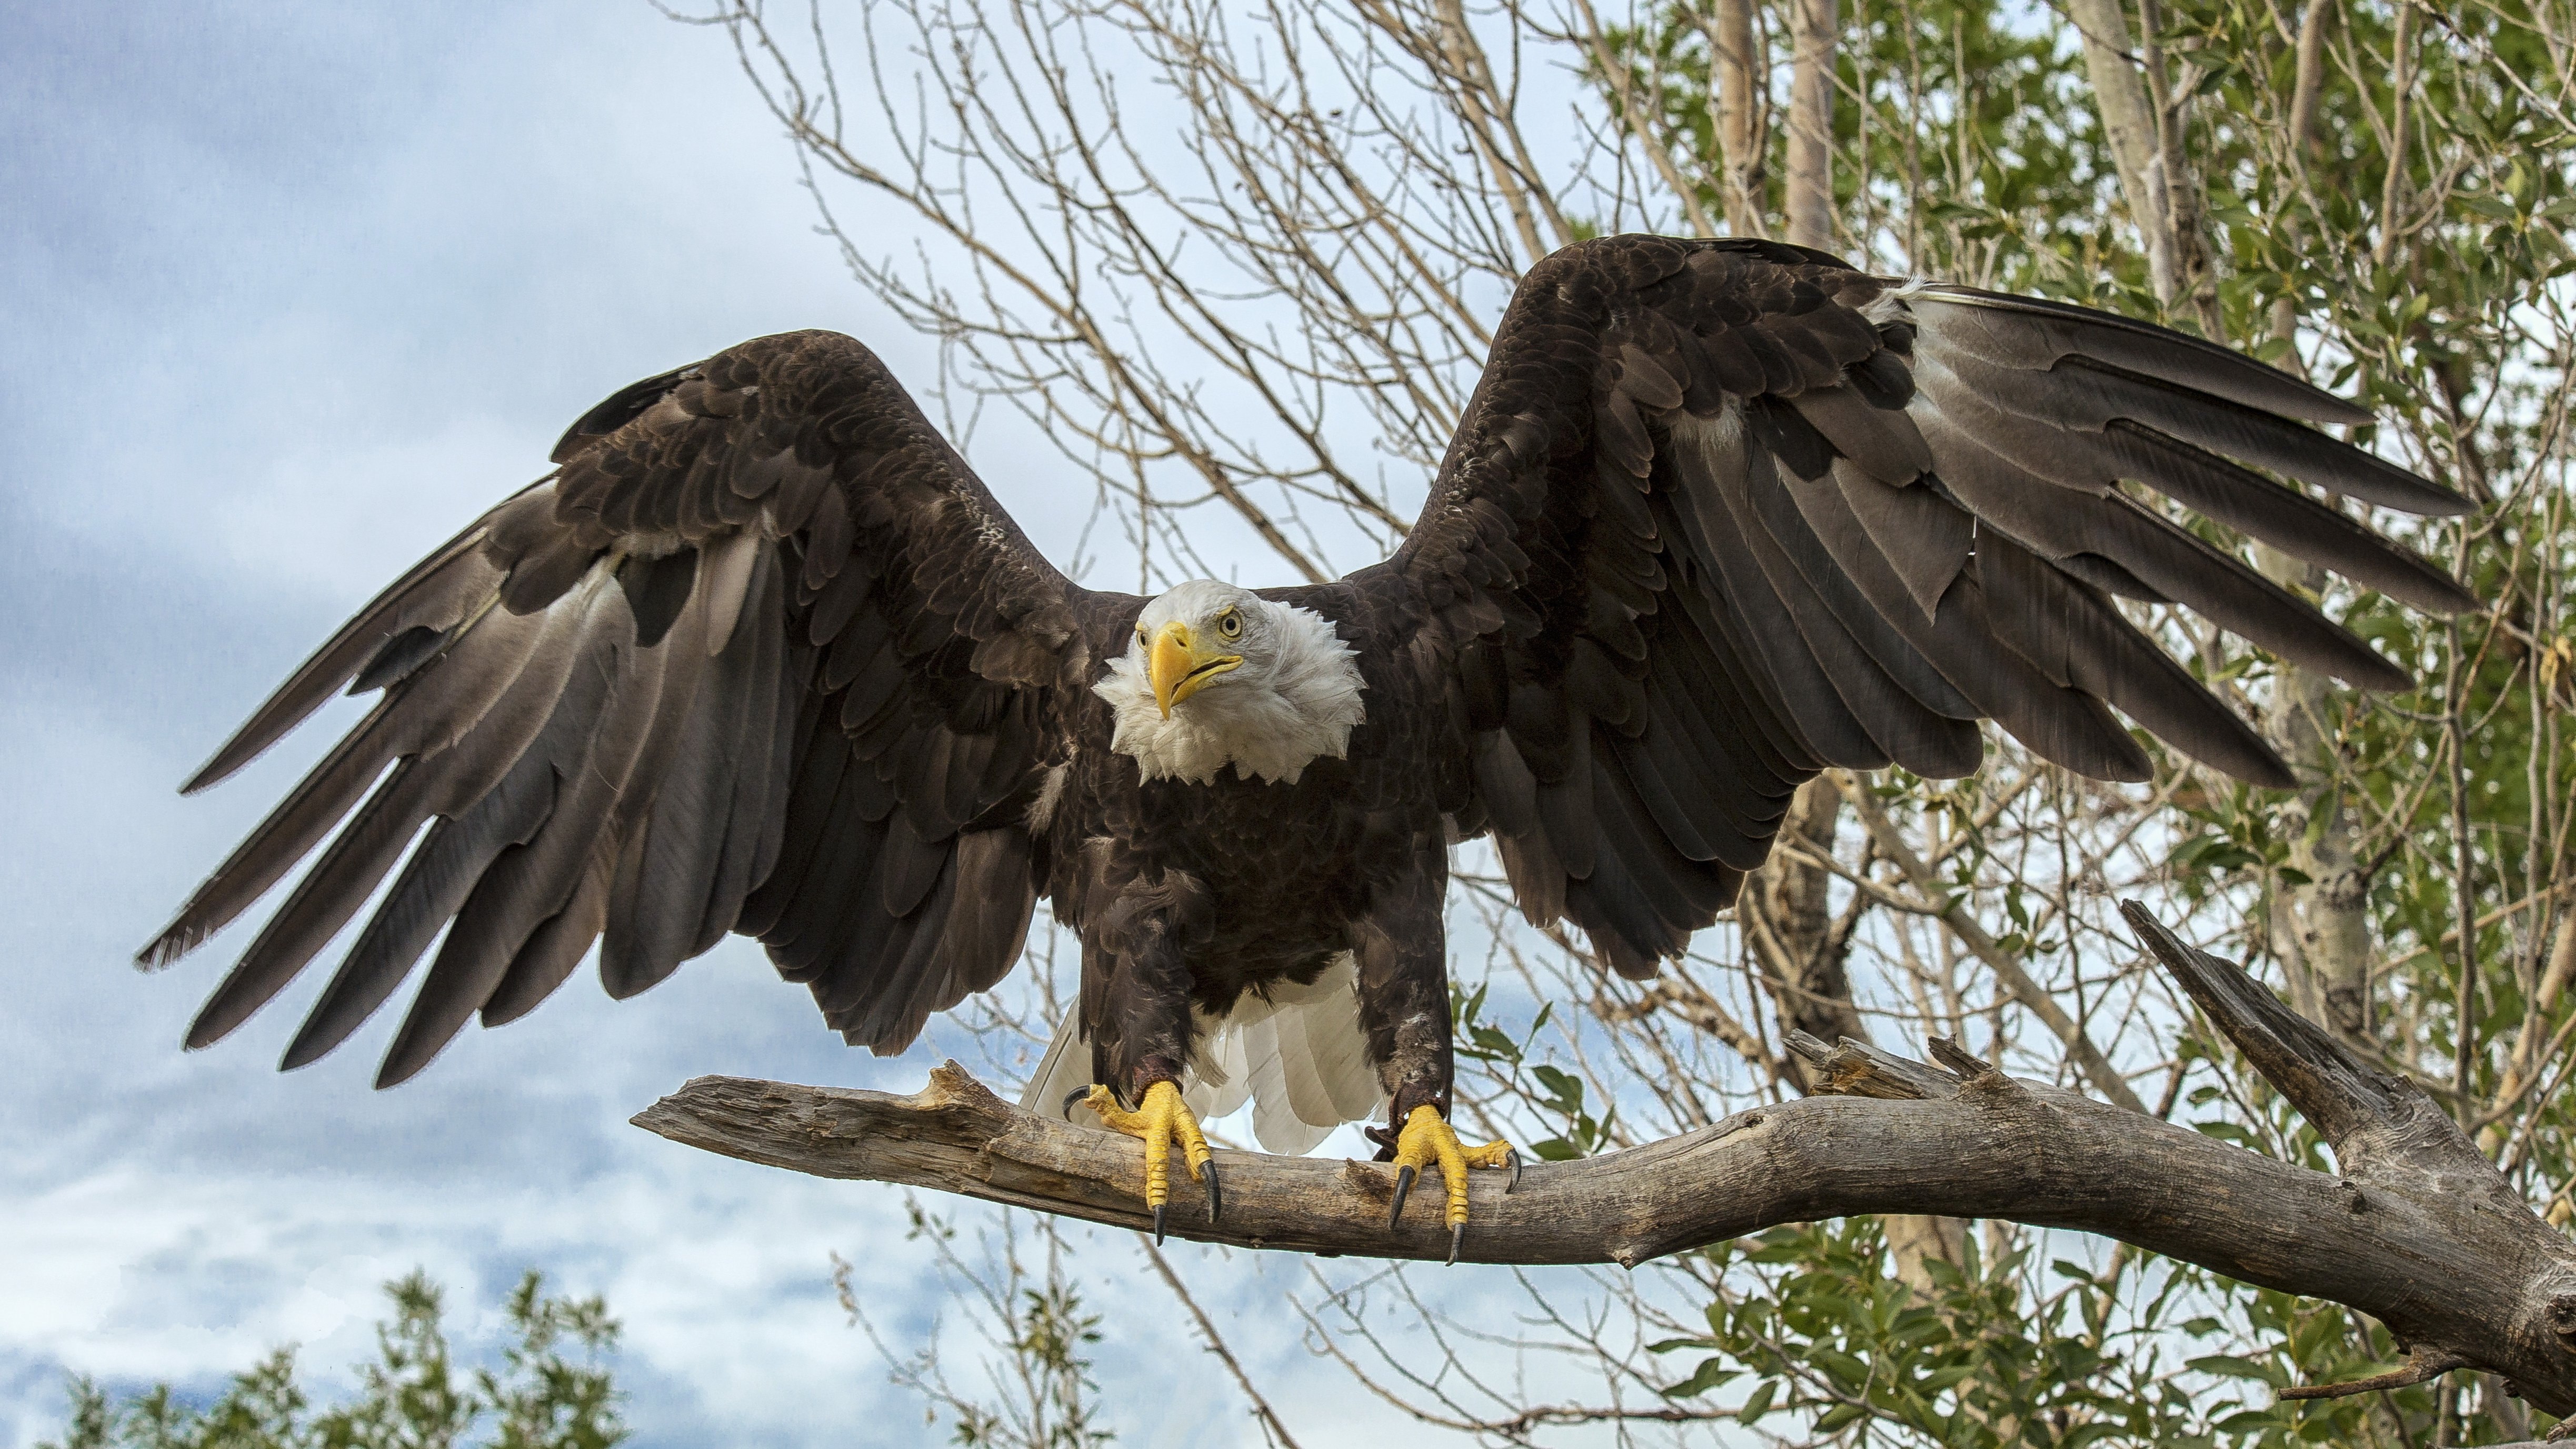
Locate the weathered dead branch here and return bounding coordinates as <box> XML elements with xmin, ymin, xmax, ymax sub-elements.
<box><xmin>634</xmin><ymin>902</ymin><xmax>2576</xmax><ymax>1415</ymax></box>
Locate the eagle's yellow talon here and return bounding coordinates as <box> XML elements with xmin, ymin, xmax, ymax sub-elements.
<box><xmin>1384</xmin><ymin>1104</ymin><xmax>1519</xmax><ymax>1263</ymax></box>
<box><xmin>1082</xmin><ymin>1080</ymin><xmax>1217</xmax><ymax>1242</ymax></box>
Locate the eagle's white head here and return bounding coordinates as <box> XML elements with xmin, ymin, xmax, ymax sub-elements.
<box><xmin>1095</xmin><ymin>579</ymin><xmax>1366</xmax><ymax>785</ymax></box>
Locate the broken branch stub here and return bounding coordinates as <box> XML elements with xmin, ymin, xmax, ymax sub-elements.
<box><xmin>2120</xmin><ymin>901</ymin><xmax>2576</xmax><ymax>1412</ymax></box>
<box><xmin>631</xmin><ymin>901</ymin><xmax>2576</xmax><ymax>1416</ymax></box>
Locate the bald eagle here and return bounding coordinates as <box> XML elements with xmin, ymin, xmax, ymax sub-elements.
<box><xmin>143</xmin><ymin>236</ymin><xmax>2472</xmax><ymax>1257</ymax></box>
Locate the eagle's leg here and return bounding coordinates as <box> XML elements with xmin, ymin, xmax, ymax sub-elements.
<box><xmin>1382</xmin><ymin>1104</ymin><xmax>1521</xmax><ymax>1264</ymax></box>
<box><xmin>1080</xmin><ymin>1080</ymin><xmax>1220</xmax><ymax>1243</ymax></box>
<box><xmin>1357</xmin><ymin>846</ymin><xmax>1520</xmax><ymax>1263</ymax></box>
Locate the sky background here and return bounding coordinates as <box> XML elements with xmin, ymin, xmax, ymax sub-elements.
<box><xmin>0</xmin><ymin>6</ymin><xmax>1616</xmax><ymax>1444</ymax></box>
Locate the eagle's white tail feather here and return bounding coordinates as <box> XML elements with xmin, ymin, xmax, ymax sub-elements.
<box><xmin>1269</xmin><ymin>986</ymin><xmax>1349</xmax><ymax>1131</ymax></box>
<box><xmin>1016</xmin><ymin>953</ymin><xmax>1385</xmax><ymax>1156</ymax></box>
<box><xmin>1020</xmin><ymin>1014</ymin><xmax>1094</xmax><ymax>1122</ymax></box>
<box><xmin>1187</xmin><ymin>1014</ymin><xmax>1256</xmax><ymax>1123</ymax></box>
<box><xmin>1229</xmin><ymin>952</ymin><xmax>1383</xmax><ymax>1153</ymax></box>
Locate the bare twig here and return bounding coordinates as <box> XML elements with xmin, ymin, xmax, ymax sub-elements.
<box><xmin>1137</xmin><ymin>1238</ymin><xmax>1306</xmax><ymax>1449</ymax></box>
<box><xmin>1838</xmin><ymin>773</ymin><xmax>2149</xmax><ymax>1113</ymax></box>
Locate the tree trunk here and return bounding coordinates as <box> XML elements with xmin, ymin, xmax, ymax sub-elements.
<box><xmin>1784</xmin><ymin>0</ymin><xmax>1837</xmax><ymax>252</ymax></box>
<box><xmin>1705</xmin><ymin>0</ymin><xmax>1764</xmax><ymax>237</ymax></box>
<box><xmin>2258</xmin><ymin>0</ymin><xmax>2373</xmax><ymax>1053</ymax></box>
<box><xmin>1746</xmin><ymin>778</ymin><xmax>1864</xmax><ymax>1053</ymax></box>
<box><xmin>2262</xmin><ymin>605</ymin><xmax>2378</xmax><ymax>1050</ymax></box>
<box><xmin>2062</xmin><ymin>0</ymin><xmax>2191</xmax><ymax>308</ymax></box>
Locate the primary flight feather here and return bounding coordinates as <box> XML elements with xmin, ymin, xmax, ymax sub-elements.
<box><xmin>144</xmin><ymin>235</ymin><xmax>2474</xmax><ymax>1254</ymax></box>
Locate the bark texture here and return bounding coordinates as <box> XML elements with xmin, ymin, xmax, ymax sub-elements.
<box><xmin>2263</xmin><ymin>631</ymin><xmax>2377</xmax><ymax>1047</ymax></box>
<box><xmin>1705</xmin><ymin>0</ymin><xmax>1763</xmax><ymax>236</ymax></box>
<box><xmin>2061</xmin><ymin>0</ymin><xmax>2178</xmax><ymax>302</ymax></box>
<box><xmin>1783</xmin><ymin>0</ymin><xmax>1838</xmax><ymax>252</ymax></box>
<box><xmin>1744</xmin><ymin>777</ymin><xmax>1865</xmax><ymax>1058</ymax></box>
<box><xmin>634</xmin><ymin>904</ymin><xmax>2576</xmax><ymax>1415</ymax></box>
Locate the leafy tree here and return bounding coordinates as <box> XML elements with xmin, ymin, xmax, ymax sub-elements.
<box><xmin>41</xmin><ymin>1271</ymin><xmax>625</xmax><ymax>1449</ymax></box>
<box><xmin>680</xmin><ymin>0</ymin><xmax>2573</xmax><ymax>1439</ymax></box>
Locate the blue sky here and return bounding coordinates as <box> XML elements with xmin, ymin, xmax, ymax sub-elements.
<box><xmin>0</xmin><ymin>5</ymin><xmax>1584</xmax><ymax>1444</ymax></box>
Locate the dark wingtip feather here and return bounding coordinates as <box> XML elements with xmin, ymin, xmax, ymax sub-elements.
<box><xmin>181</xmin><ymin>530</ymin><xmax>502</xmax><ymax>795</ymax></box>
<box><xmin>2223</xmin><ymin>736</ymin><xmax>2299</xmax><ymax>791</ymax></box>
<box><xmin>278</xmin><ymin>1013</ymin><xmax>352</xmax><ymax>1073</ymax></box>
<box><xmin>2392</xmin><ymin>474</ymin><xmax>2477</xmax><ymax>519</ymax></box>
<box><xmin>183</xmin><ymin>944</ymin><xmax>304</xmax><ymax>1049</ymax></box>
<box><xmin>2369</xmin><ymin>552</ymin><xmax>2483</xmax><ymax>616</ymax></box>
<box><xmin>374</xmin><ymin>1038</ymin><xmax>445</xmax><ymax>1090</ymax></box>
<box><xmin>179</xmin><ymin>747</ymin><xmax>253</xmax><ymax>798</ymax></box>
<box><xmin>347</xmin><ymin>625</ymin><xmax>450</xmax><ymax>696</ymax></box>
<box><xmin>1909</xmin><ymin>285</ymin><xmax>2374</xmax><ymax>426</ymax></box>
<box><xmin>136</xmin><ymin>925</ymin><xmax>197</xmax><ymax>972</ymax></box>
<box><xmin>182</xmin><ymin>994</ymin><xmax>235</xmax><ymax>1050</ymax></box>
<box><xmin>182</xmin><ymin>692</ymin><xmax>331</xmax><ymax>796</ymax></box>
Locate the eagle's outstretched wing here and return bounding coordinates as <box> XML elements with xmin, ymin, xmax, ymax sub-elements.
<box><xmin>1378</xmin><ymin>235</ymin><xmax>2474</xmax><ymax>976</ymax></box>
<box><xmin>143</xmin><ymin>331</ymin><xmax>1114</xmax><ymax>1085</ymax></box>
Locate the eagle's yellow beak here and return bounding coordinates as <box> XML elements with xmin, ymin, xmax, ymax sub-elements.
<box><xmin>1147</xmin><ymin>622</ymin><xmax>1242</xmax><ymax>718</ymax></box>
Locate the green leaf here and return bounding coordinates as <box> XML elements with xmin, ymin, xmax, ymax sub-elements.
<box><xmin>1530</xmin><ymin>1064</ymin><xmax>1585</xmax><ymax>1114</ymax></box>
<box><xmin>1813</xmin><ymin>1401</ymin><xmax>1868</xmax><ymax>1433</ymax></box>
<box><xmin>1738</xmin><ymin>1380</ymin><xmax>1776</xmax><ymax>1425</ymax></box>
<box><xmin>1747</xmin><ymin>1235</ymin><xmax>1818</xmax><ymax>1265</ymax></box>
<box><xmin>1659</xmin><ymin>1358</ymin><xmax>1740</xmax><ymax>1399</ymax></box>
<box><xmin>2185</xmin><ymin>1353</ymin><xmax>2282</xmax><ymax>1385</ymax></box>
<box><xmin>1811</xmin><ymin>1348</ymin><xmax>1871</xmax><ymax>1391</ymax></box>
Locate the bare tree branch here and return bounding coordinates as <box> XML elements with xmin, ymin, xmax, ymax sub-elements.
<box><xmin>634</xmin><ymin>903</ymin><xmax>2576</xmax><ymax>1417</ymax></box>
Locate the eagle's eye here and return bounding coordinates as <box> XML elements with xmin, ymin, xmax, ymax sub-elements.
<box><xmin>1136</xmin><ymin>623</ymin><xmax>1148</xmax><ymax>644</ymax></box>
<box><xmin>1217</xmin><ymin>609</ymin><xmax>1243</xmax><ymax>640</ymax></box>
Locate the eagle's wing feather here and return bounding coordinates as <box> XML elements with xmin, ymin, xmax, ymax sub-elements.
<box><xmin>144</xmin><ymin>331</ymin><xmax>1104</xmax><ymax>1084</ymax></box>
<box><xmin>1379</xmin><ymin>235</ymin><xmax>2472</xmax><ymax>977</ymax></box>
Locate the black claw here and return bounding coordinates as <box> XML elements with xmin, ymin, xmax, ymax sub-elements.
<box><xmin>1504</xmin><ymin>1146</ymin><xmax>1522</xmax><ymax>1194</ymax></box>
<box><xmin>1389</xmin><ymin>1164</ymin><xmax>1416</xmax><ymax>1228</ymax></box>
<box><xmin>1203</xmin><ymin>1159</ymin><xmax>1223</xmax><ymax>1225</ymax></box>
<box><xmin>1061</xmin><ymin>1086</ymin><xmax>1091</xmax><ymax>1121</ymax></box>
<box><xmin>1447</xmin><ymin>1223</ymin><xmax>1465</xmax><ymax>1266</ymax></box>
<box><xmin>1153</xmin><ymin>1201</ymin><xmax>1168</xmax><ymax>1245</ymax></box>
